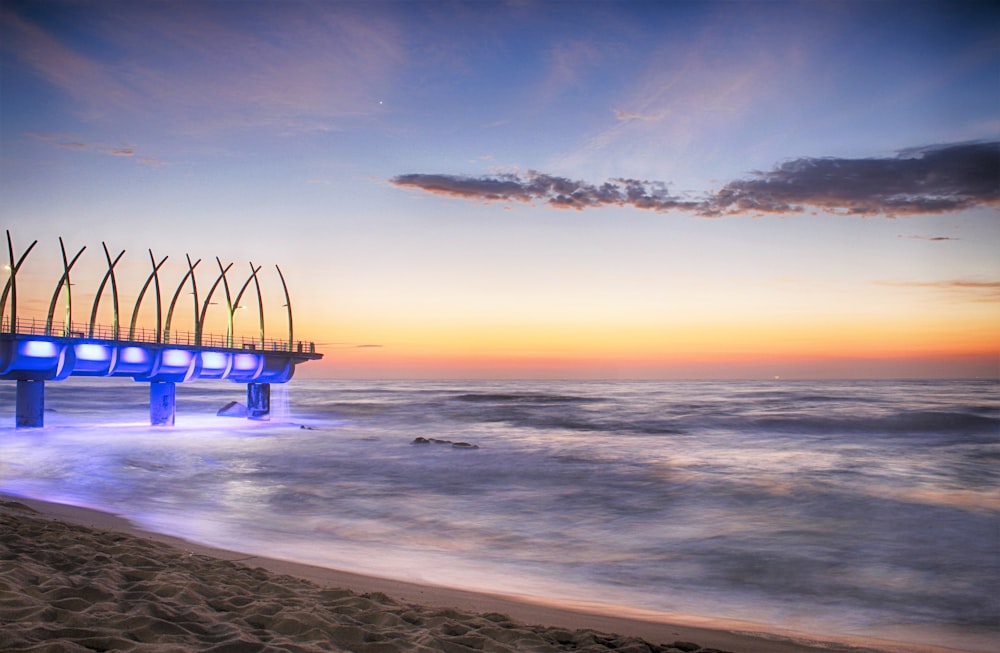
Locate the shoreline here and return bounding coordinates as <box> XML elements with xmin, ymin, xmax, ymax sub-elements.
<box><xmin>1</xmin><ymin>493</ymin><xmax>975</xmax><ymax>653</ymax></box>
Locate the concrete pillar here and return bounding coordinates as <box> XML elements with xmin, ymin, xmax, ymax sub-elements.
<box><xmin>247</xmin><ymin>382</ymin><xmax>270</xmax><ymax>421</ymax></box>
<box><xmin>150</xmin><ymin>381</ymin><xmax>176</xmax><ymax>426</ymax></box>
<box><xmin>15</xmin><ymin>380</ymin><xmax>45</xmax><ymax>428</ymax></box>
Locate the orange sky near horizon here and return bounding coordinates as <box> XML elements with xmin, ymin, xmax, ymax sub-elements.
<box><xmin>4</xmin><ymin>229</ymin><xmax>998</xmax><ymax>380</ymax></box>
<box><xmin>2</xmin><ymin>236</ymin><xmax>997</xmax><ymax>381</ymax></box>
<box><xmin>299</xmin><ymin>300</ymin><xmax>999</xmax><ymax>379</ymax></box>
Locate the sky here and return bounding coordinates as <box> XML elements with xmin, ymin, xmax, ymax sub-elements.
<box><xmin>1</xmin><ymin>0</ymin><xmax>998</xmax><ymax>380</ymax></box>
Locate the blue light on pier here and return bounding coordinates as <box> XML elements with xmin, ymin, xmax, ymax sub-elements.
<box><xmin>75</xmin><ymin>343</ymin><xmax>111</xmax><ymax>362</ymax></box>
<box><xmin>121</xmin><ymin>347</ymin><xmax>149</xmax><ymax>365</ymax></box>
<box><xmin>2</xmin><ymin>232</ymin><xmax>322</xmax><ymax>427</ymax></box>
<box><xmin>22</xmin><ymin>340</ymin><xmax>58</xmax><ymax>359</ymax></box>
<box><xmin>200</xmin><ymin>351</ymin><xmax>228</xmax><ymax>370</ymax></box>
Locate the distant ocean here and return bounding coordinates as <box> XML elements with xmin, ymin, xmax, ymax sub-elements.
<box><xmin>2</xmin><ymin>378</ymin><xmax>998</xmax><ymax>651</ymax></box>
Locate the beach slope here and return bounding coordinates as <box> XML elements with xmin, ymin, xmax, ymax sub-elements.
<box><xmin>0</xmin><ymin>497</ymin><xmax>950</xmax><ymax>653</ymax></box>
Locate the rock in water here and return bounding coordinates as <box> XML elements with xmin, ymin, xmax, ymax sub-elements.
<box><xmin>412</xmin><ymin>437</ymin><xmax>479</xmax><ymax>449</ymax></box>
<box><xmin>217</xmin><ymin>401</ymin><xmax>248</xmax><ymax>417</ymax></box>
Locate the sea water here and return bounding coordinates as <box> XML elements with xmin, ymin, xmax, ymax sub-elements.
<box><xmin>1</xmin><ymin>378</ymin><xmax>997</xmax><ymax>651</ymax></box>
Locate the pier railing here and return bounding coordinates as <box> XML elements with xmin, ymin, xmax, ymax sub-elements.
<box><xmin>1</xmin><ymin>316</ymin><xmax>316</xmax><ymax>354</ymax></box>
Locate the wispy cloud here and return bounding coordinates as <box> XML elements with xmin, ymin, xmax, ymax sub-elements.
<box><xmin>392</xmin><ymin>141</ymin><xmax>1000</xmax><ymax>217</ymax></box>
<box><xmin>531</xmin><ymin>39</ymin><xmax>614</xmax><ymax>110</ymax></box>
<box><xmin>613</xmin><ymin>109</ymin><xmax>660</xmax><ymax>122</ymax></box>
<box><xmin>0</xmin><ymin>9</ymin><xmax>133</xmax><ymax>121</ymax></box>
<box><xmin>875</xmin><ymin>279</ymin><xmax>1000</xmax><ymax>301</ymax></box>
<box><xmin>900</xmin><ymin>235</ymin><xmax>961</xmax><ymax>241</ymax></box>
<box><xmin>27</xmin><ymin>132</ymin><xmax>165</xmax><ymax>167</ymax></box>
<box><xmin>878</xmin><ymin>280</ymin><xmax>1000</xmax><ymax>289</ymax></box>
<box><xmin>1</xmin><ymin>3</ymin><xmax>404</xmax><ymax>136</ymax></box>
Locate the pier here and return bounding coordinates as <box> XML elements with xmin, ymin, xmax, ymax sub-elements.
<box><xmin>2</xmin><ymin>232</ymin><xmax>322</xmax><ymax>427</ymax></box>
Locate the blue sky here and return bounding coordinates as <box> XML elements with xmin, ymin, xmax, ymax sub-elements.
<box><xmin>2</xmin><ymin>0</ymin><xmax>998</xmax><ymax>378</ymax></box>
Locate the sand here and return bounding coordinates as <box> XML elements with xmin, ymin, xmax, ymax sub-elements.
<box><xmin>0</xmin><ymin>496</ymin><xmax>965</xmax><ymax>653</ymax></box>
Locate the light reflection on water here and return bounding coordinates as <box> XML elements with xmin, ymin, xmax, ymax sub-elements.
<box><xmin>1</xmin><ymin>377</ymin><xmax>998</xmax><ymax>651</ymax></box>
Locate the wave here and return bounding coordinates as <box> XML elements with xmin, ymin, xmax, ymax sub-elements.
<box><xmin>451</xmin><ymin>392</ymin><xmax>592</xmax><ymax>404</ymax></box>
<box><xmin>750</xmin><ymin>410</ymin><xmax>999</xmax><ymax>438</ymax></box>
<box><xmin>502</xmin><ymin>415</ymin><xmax>684</xmax><ymax>435</ymax></box>
<box><xmin>444</xmin><ymin>393</ymin><xmax>996</xmax><ymax>440</ymax></box>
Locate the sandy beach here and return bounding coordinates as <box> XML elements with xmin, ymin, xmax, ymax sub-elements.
<box><xmin>1</xmin><ymin>494</ymin><xmax>972</xmax><ymax>653</ymax></box>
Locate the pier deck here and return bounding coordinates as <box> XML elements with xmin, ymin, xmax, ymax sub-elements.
<box><xmin>1</xmin><ymin>323</ymin><xmax>321</xmax><ymax>427</ymax></box>
<box><xmin>3</xmin><ymin>232</ymin><xmax>324</xmax><ymax>427</ymax></box>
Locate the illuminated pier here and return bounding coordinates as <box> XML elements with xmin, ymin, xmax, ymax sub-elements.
<box><xmin>1</xmin><ymin>232</ymin><xmax>322</xmax><ymax>427</ymax></box>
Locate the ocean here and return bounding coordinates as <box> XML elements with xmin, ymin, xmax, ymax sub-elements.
<box><xmin>1</xmin><ymin>378</ymin><xmax>997</xmax><ymax>651</ymax></box>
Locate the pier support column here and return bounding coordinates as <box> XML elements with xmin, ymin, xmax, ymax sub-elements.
<box><xmin>15</xmin><ymin>380</ymin><xmax>45</xmax><ymax>428</ymax></box>
<box><xmin>247</xmin><ymin>382</ymin><xmax>270</xmax><ymax>421</ymax></box>
<box><xmin>150</xmin><ymin>381</ymin><xmax>176</xmax><ymax>426</ymax></box>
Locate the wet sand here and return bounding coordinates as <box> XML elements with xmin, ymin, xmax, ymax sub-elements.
<box><xmin>0</xmin><ymin>495</ymin><xmax>961</xmax><ymax>653</ymax></box>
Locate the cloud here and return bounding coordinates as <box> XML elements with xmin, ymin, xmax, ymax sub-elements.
<box><xmin>391</xmin><ymin>141</ymin><xmax>1000</xmax><ymax>217</ymax></box>
<box><xmin>613</xmin><ymin>109</ymin><xmax>660</xmax><ymax>122</ymax></box>
<box><xmin>875</xmin><ymin>279</ymin><xmax>1000</xmax><ymax>301</ymax></box>
<box><xmin>705</xmin><ymin>141</ymin><xmax>1000</xmax><ymax>216</ymax></box>
<box><xmin>530</xmin><ymin>40</ymin><xmax>613</xmax><ymax>110</ymax></box>
<box><xmin>878</xmin><ymin>280</ymin><xmax>1000</xmax><ymax>290</ymax></box>
<box><xmin>27</xmin><ymin>132</ymin><xmax>165</xmax><ymax>167</ymax></box>
<box><xmin>2</xmin><ymin>3</ymin><xmax>404</xmax><ymax>136</ymax></box>
<box><xmin>57</xmin><ymin>141</ymin><xmax>89</xmax><ymax>151</ymax></box>
<box><xmin>0</xmin><ymin>9</ymin><xmax>134</xmax><ymax>121</ymax></box>
<box><xmin>391</xmin><ymin>171</ymin><xmax>703</xmax><ymax>212</ymax></box>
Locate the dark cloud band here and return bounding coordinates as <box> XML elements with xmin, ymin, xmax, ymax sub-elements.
<box><xmin>390</xmin><ymin>171</ymin><xmax>704</xmax><ymax>212</ymax></box>
<box><xmin>391</xmin><ymin>141</ymin><xmax>1000</xmax><ymax>217</ymax></box>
